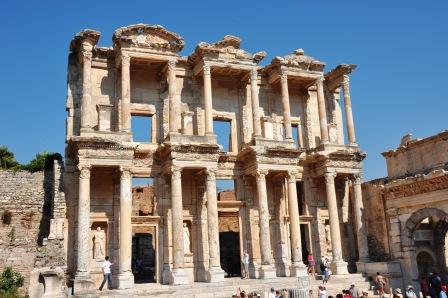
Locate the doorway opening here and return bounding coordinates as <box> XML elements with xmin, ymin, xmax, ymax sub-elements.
<box><xmin>219</xmin><ymin>231</ymin><xmax>241</xmax><ymax>277</ymax></box>
<box><xmin>417</xmin><ymin>251</ymin><xmax>434</xmax><ymax>279</ymax></box>
<box><xmin>132</xmin><ymin>232</ymin><xmax>156</xmax><ymax>283</ymax></box>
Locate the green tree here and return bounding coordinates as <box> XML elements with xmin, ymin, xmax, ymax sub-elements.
<box><xmin>21</xmin><ymin>151</ymin><xmax>62</xmax><ymax>172</ymax></box>
<box><xmin>0</xmin><ymin>267</ymin><xmax>24</xmax><ymax>297</ymax></box>
<box><xmin>0</xmin><ymin>146</ymin><xmax>19</xmax><ymax>170</ymax></box>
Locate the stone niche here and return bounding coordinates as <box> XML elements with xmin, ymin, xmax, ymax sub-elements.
<box><xmin>90</xmin><ymin>222</ymin><xmax>108</xmax><ymax>263</ymax></box>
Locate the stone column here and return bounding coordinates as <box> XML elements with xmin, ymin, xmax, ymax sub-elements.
<box><xmin>316</xmin><ymin>77</ymin><xmax>329</xmax><ymax>144</ymax></box>
<box><xmin>121</xmin><ymin>54</ymin><xmax>131</xmax><ymax>132</ymax></box>
<box><xmin>255</xmin><ymin>169</ymin><xmax>276</xmax><ymax>278</ymax></box>
<box><xmin>168</xmin><ymin>60</ymin><xmax>179</xmax><ymax>134</ymax></box>
<box><xmin>250</xmin><ymin>68</ymin><xmax>262</xmax><ymax>137</ymax></box>
<box><xmin>74</xmin><ymin>165</ymin><xmax>95</xmax><ymax>294</ymax></box>
<box><xmin>170</xmin><ymin>166</ymin><xmax>188</xmax><ymax>284</ymax></box>
<box><xmin>342</xmin><ymin>75</ymin><xmax>357</xmax><ymax>145</ymax></box>
<box><xmin>205</xmin><ymin>169</ymin><xmax>225</xmax><ymax>282</ymax></box>
<box><xmin>203</xmin><ymin>64</ymin><xmax>214</xmax><ymax>135</ymax></box>
<box><xmin>280</xmin><ymin>73</ymin><xmax>293</xmax><ymax>140</ymax></box>
<box><xmin>286</xmin><ymin>171</ymin><xmax>307</xmax><ymax>276</ymax></box>
<box><xmin>352</xmin><ymin>174</ymin><xmax>369</xmax><ymax>263</ymax></box>
<box><xmin>80</xmin><ymin>42</ymin><xmax>93</xmax><ymax>131</ymax></box>
<box><xmin>324</xmin><ymin>172</ymin><xmax>348</xmax><ymax>274</ymax></box>
<box><xmin>117</xmin><ymin>167</ymin><xmax>134</xmax><ymax>289</ymax></box>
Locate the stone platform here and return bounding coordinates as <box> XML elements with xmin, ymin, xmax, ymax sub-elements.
<box><xmin>94</xmin><ymin>274</ymin><xmax>373</xmax><ymax>297</ymax></box>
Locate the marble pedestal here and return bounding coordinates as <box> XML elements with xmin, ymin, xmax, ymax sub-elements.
<box><xmin>117</xmin><ymin>272</ymin><xmax>134</xmax><ymax>289</ymax></box>
<box><xmin>170</xmin><ymin>268</ymin><xmax>189</xmax><ymax>285</ymax></box>
<box><xmin>289</xmin><ymin>263</ymin><xmax>308</xmax><ymax>277</ymax></box>
<box><xmin>331</xmin><ymin>260</ymin><xmax>349</xmax><ymax>275</ymax></box>
<box><xmin>206</xmin><ymin>267</ymin><xmax>225</xmax><ymax>283</ymax></box>
<box><xmin>73</xmin><ymin>275</ymin><xmax>96</xmax><ymax>297</ymax></box>
<box><xmin>259</xmin><ymin>265</ymin><xmax>277</xmax><ymax>279</ymax></box>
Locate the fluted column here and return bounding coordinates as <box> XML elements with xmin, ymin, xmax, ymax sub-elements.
<box><xmin>168</xmin><ymin>60</ymin><xmax>179</xmax><ymax>133</ymax></box>
<box><xmin>80</xmin><ymin>42</ymin><xmax>93</xmax><ymax>131</ymax></box>
<box><xmin>316</xmin><ymin>77</ymin><xmax>329</xmax><ymax>144</ymax></box>
<box><xmin>203</xmin><ymin>64</ymin><xmax>214</xmax><ymax>135</ymax></box>
<box><xmin>170</xmin><ymin>166</ymin><xmax>188</xmax><ymax>284</ymax></box>
<box><xmin>76</xmin><ymin>165</ymin><xmax>92</xmax><ymax>278</ymax></box>
<box><xmin>121</xmin><ymin>54</ymin><xmax>131</xmax><ymax>132</ymax></box>
<box><xmin>280</xmin><ymin>72</ymin><xmax>293</xmax><ymax>140</ymax></box>
<box><xmin>205</xmin><ymin>169</ymin><xmax>225</xmax><ymax>282</ymax></box>
<box><xmin>117</xmin><ymin>167</ymin><xmax>134</xmax><ymax>289</ymax></box>
<box><xmin>324</xmin><ymin>172</ymin><xmax>348</xmax><ymax>274</ymax></box>
<box><xmin>352</xmin><ymin>174</ymin><xmax>369</xmax><ymax>262</ymax></box>
<box><xmin>250</xmin><ymin>68</ymin><xmax>262</xmax><ymax>137</ymax></box>
<box><xmin>342</xmin><ymin>75</ymin><xmax>357</xmax><ymax>145</ymax></box>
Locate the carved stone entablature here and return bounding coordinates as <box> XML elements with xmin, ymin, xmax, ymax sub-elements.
<box><xmin>266</xmin><ymin>49</ymin><xmax>325</xmax><ymax>72</ymax></box>
<box><xmin>133</xmin><ymin>152</ymin><xmax>154</xmax><ymax>168</ymax></box>
<box><xmin>385</xmin><ymin>172</ymin><xmax>448</xmax><ymax>200</ymax></box>
<box><xmin>113</xmin><ymin>23</ymin><xmax>185</xmax><ymax>52</ymax></box>
<box><xmin>189</xmin><ymin>35</ymin><xmax>266</xmax><ymax>65</ymax></box>
<box><xmin>68</xmin><ymin>137</ymin><xmax>135</xmax><ymax>163</ymax></box>
<box><xmin>324</xmin><ymin>64</ymin><xmax>357</xmax><ymax>91</ymax></box>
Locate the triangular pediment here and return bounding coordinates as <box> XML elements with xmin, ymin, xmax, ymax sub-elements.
<box><xmin>113</xmin><ymin>24</ymin><xmax>184</xmax><ymax>52</ymax></box>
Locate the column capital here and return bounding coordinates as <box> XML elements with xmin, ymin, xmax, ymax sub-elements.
<box><xmin>121</xmin><ymin>53</ymin><xmax>130</xmax><ymax>65</ymax></box>
<box><xmin>287</xmin><ymin>170</ymin><xmax>298</xmax><ymax>183</ymax></box>
<box><xmin>280</xmin><ymin>72</ymin><xmax>288</xmax><ymax>82</ymax></box>
<box><xmin>352</xmin><ymin>173</ymin><xmax>363</xmax><ymax>185</ymax></box>
<box><xmin>203</xmin><ymin>64</ymin><xmax>211</xmax><ymax>76</ymax></box>
<box><xmin>168</xmin><ymin>59</ymin><xmax>177</xmax><ymax>71</ymax></box>
<box><xmin>324</xmin><ymin>172</ymin><xmax>336</xmax><ymax>184</ymax></box>
<box><xmin>316</xmin><ymin>76</ymin><xmax>324</xmax><ymax>86</ymax></box>
<box><xmin>250</xmin><ymin>68</ymin><xmax>258</xmax><ymax>81</ymax></box>
<box><xmin>255</xmin><ymin>169</ymin><xmax>269</xmax><ymax>180</ymax></box>
<box><xmin>206</xmin><ymin>168</ymin><xmax>217</xmax><ymax>181</ymax></box>
<box><xmin>119</xmin><ymin>167</ymin><xmax>132</xmax><ymax>179</ymax></box>
<box><xmin>81</xmin><ymin>45</ymin><xmax>93</xmax><ymax>61</ymax></box>
<box><xmin>171</xmin><ymin>166</ymin><xmax>182</xmax><ymax>179</ymax></box>
<box><xmin>342</xmin><ymin>74</ymin><xmax>350</xmax><ymax>88</ymax></box>
<box><xmin>77</xmin><ymin>164</ymin><xmax>91</xmax><ymax>179</ymax></box>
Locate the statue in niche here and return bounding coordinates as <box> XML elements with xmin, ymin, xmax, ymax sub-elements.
<box><xmin>183</xmin><ymin>222</ymin><xmax>191</xmax><ymax>254</ymax></box>
<box><xmin>92</xmin><ymin>227</ymin><xmax>106</xmax><ymax>260</ymax></box>
<box><xmin>325</xmin><ymin>224</ymin><xmax>332</xmax><ymax>255</ymax></box>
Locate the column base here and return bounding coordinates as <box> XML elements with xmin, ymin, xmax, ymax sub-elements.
<box><xmin>330</xmin><ymin>260</ymin><xmax>349</xmax><ymax>275</ymax></box>
<box><xmin>169</xmin><ymin>268</ymin><xmax>189</xmax><ymax>285</ymax></box>
<box><xmin>117</xmin><ymin>271</ymin><xmax>134</xmax><ymax>289</ymax></box>
<box><xmin>289</xmin><ymin>262</ymin><xmax>308</xmax><ymax>277</ymax></box>
<box><xmin>259</xmin><ymin>264</ymin><xmax>277</xmax><ymax>279</ymax></box>
<box><xmin>73</xmin><ymin>275</ymin><xmax>96</xmax><ymax>296</ymax></box>
<box><xmin>206</xmin><ymin>267</ymin><xmax>225</xmax><ymax>283</ymax></box>
<box><xmin>355</xmin><ymin>260</ymin><xmax>370</xmax><ymax>273</ymax></box>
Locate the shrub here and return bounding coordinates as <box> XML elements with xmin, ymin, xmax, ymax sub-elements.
<box><xmin>1</xmin><ymin>210</ymin><xmax>12</xmax><ymax>225</ymax></box>
<box><xmin>0</xmin><ymin>267</ymin><xmax>24</xmax><ymax>297</ymax></box>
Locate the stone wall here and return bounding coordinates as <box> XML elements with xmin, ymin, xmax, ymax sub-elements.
<box><xmin>0</xmin><ymin>161</ymin><xmax>65</xmax><ymax>288</ymax></box>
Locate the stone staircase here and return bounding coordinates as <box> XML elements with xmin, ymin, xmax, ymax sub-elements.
<box><xmin>95</xmin><ymin>273</ymin><xmax>374</xmax><ymax>297</ymax></box>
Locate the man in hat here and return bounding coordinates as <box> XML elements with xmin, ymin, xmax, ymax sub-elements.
<box><xmin>440</xmin><ymin>285</ymin><xmax>447</xmax><ymax>298</ymax></box>
<box><xmin>350</xmin><ymin>283</ymin><xmax>360</xmax><ymax>298</ymax></box>
<box><xmin>405</xmin><ymin>285</ymin><xmax>417</xmax><ymax>298</ymax></box>
<box><xmin>393</xmin><ymin>288</ymin><xmax>403</xmax><ymax>298</ymax></box>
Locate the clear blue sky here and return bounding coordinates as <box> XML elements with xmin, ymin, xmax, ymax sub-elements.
<box><xmin>0</xmin><ymin>1</ymin><xmax>447</xmax><ymax>181</ymax></box>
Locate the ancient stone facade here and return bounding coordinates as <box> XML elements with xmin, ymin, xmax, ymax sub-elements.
<box><xmin>362</xmin><ymin>130</ymin><xmax>448</xmax><ymax>289</ymax></box>
<box><xmin>0</xmin><ymin>161</ymin><xmax>66</xmax><ymax>297</ymax></box>
<box><xmin>65</xmin><ymin>23</ymin><xmax>370</xmax><ymax>294</ymax></box>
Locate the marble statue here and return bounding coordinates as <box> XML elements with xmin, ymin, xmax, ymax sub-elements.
<box><xmin>92</xmin><ymin>227</ymin><xmax>105</xmax><ymax>260</ymax></box>
<box><xmin>183</xmin><ymin>222</ymin><xmax>191</xmax><ymax>254</ymax></box>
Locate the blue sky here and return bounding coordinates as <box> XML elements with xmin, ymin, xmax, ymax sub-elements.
<box><xmin>0</xmin><ymin>1</ymin><xmax>447</xmax><ymax>181</ymax></box>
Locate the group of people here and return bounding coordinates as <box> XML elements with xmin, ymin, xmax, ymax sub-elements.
<box><xmin>317</xmin><ymin>283</ymin><xmax>369</xmax><ymax>298</ymax></box>
<box><xmin>419</xmin><ymin>273</ymin><xmax>447</xmax><ymax>298</ymax></box>
<box><xmin>307</xmin><ymin>253</ymin><xmax>332</xmax><ymax>283</ymax></box>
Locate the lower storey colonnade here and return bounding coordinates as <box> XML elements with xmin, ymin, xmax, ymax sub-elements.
<box><xmin>72</xmin><ymin>165</ymin><xmax>370</xmax><ymax>291</ymax></box>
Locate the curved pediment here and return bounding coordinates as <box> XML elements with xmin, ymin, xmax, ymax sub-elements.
<box><xmin>113</xmin><ymin>24</ymin><xmax>185</xmax><ymax>52</ymax></box>
<box><xmin>270</xmin><ymin>49</ymin><xmax>325</xmax><ymax>72</ymax></box>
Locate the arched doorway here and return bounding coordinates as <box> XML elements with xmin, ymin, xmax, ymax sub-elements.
<box><xmin>401</xmin><ymin>208</ymin><xmax>448</xmax><ymax>286</ymax></box>
<box><xmin>416</xmin><ymin>251</ymin><xmax>434</xmax><ymax>279</ymax></box>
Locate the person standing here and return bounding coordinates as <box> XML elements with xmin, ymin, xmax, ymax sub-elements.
<box><xmin>375</xmin><ymin>272</ymin><xmax>386</xmax><ymax>297</ymax></box>
<box><xmin>405</xmin><ymin>285</ymin><xmax>417</xmax><ymax>298</ymax></box>
<box><xmin>307</xmin><ymin>253</ymin><xmax>316</xmax><ymax>275</ymax></box>
<box><xmin>350</xmin><ymin>284</ymin><xmax>360</xmax><ymax>298</ymax></box>
<box><xmin>421</xmin><ymin>277</ymin><xmax>430</xmax><ymax>298</ymax></box>
<box><xmin>318</xmin><ymin>286</ymin><xmax>328</xmax><ymax>298</ymax></box>
<box><xmin>242</xmin><ymin>250</ymin><xmax>250</xmax><ymax>279</ymax></box>
<box><xmin>269</xmin><ymin>287</ymin><xmax>276</xmax><ymax>298</ymax></box>
<box><xmin>439</xmin><ymin>285</ymin><xmax>447</xmax><ymax>298</ymax></box>
<box><xmin>99</xmin><ymin>256</ymin><xmax>113</xmax><ymax>291</ymax></box>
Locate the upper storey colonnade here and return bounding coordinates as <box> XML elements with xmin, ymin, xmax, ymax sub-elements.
<box><xmin>68</xmin><ymin>24</ymin><xmax>358</xmax><ymax>150</ymax></box>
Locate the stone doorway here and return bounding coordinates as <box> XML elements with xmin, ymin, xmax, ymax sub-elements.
<box><xmin>417</xmin><ymin>251</ymin><xmax>435</xmax><ymax>279</ymax></box>
<box><xmin>132</xmin><ymin>232</ymin><xmax>156</xmax><ymax>283</ymax></box>
<box><xmin>219</xmin><ymin>231</ymin><xmax>241</xmax><ymax>277</ymax></box>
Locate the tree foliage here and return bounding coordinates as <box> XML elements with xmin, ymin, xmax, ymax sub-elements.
<box><xmin>0</xmin><ymin>146</ymin><xmax>19</xmax><ymax>170</ymax></box>
<box><xmin>0</xmin><ymin>267</ymin><xmax>24</xmax><ymax>297</ymax></box>
<box><xmin>0</xmin><ymin>147</ymin><xmax>62</xmax><ymax>172</ymax></box>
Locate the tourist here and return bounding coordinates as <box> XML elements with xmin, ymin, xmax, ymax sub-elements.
<box><xmin>350</xmin><ymin>284</ymin><xmax>360</xmax><ymax>298</ymax></box>
<box><xmin>318</xmin><ymin>286</ymin><xmax>327</xmax><ymax>298</ymax></box>
<box><xmin>323</xmin><ymin>267</ymin><xmax>332</xmax><ymax>284</ymax></box>
<box><xmin>361</xmin><ymin>291</ymin><xmax>369</xmax><ymax>298</ymax></box>
<box><xmin>393</xmin><ymin>288</ymin><xmax>403</xmax><ymax>298</ymax></box>
<box><xmin>242</xmin><ymin>250</ymin><xmax>250</xmax><ymax>279</ymax></box>
<box><xmin>405</xmin><ymin>285</ymin><xmax>417</xmax><ymax>298</ymax></box>
<box><xmin>336</xmin><ymin>293</ymin><xmax>343</xmax><ymax>298</ymax></box>
<box><xmin>430</xmin><ymin>273</ymin><xmax>442</xmax><ymax>298</ymax></box>
<box><xmin>439</xmin><ymin>285</ymin><xmax>447</xmax><ymax>298</ymax></box>
<box><xmin>99</xmin><ymin>256</ymin><xmax>113</xmax><ymax>291</ymax></box>
<box><xmin>275</xmin><ymin>289</ymin><xmax>283</xmax><ymax>298</ymax></box>
<box><xmin>375</xmin><ymin>272</ymin><xmax>386</xmax><ymax>297</ymax></box>
<box><xmin>308</xmin><ymin>253</ymin><xmax>316</xmax><ymax>275</ymax></box>
<box><xmin>269</xmin><ymin>287</ymin><xmax>276</xmax><ymax>298</ymax></box>
<box><xmin>421</xmin><ymin>277</ymin><xmax>430</xmax><ymax>298</ymax></box>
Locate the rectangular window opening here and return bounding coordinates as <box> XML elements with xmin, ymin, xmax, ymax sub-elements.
<box><xmin>213</xmin><ymin>120</ymin><xmax>231</xmax><ymax>152</ymax></box>
<box><xmin>292</xmin><ymin>124</ymin><xmax>300</xmax><ymax>148</ymax></box>
<box><xmin>131</xmin><ymin>114</ymin><xmax>153</xmax><ymax>143</ymax></box>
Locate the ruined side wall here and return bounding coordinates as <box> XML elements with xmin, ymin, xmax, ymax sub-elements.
<box><xmin>362</xmin><ymin>179</ymin><xmax>391</xmax><ymax>261</ymax></box>
<box><xmin>0</xmin><ymin>163</ymin><xmax>65</xmax><ymax>287</ymax></box>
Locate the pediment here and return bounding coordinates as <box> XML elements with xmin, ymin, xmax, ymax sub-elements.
<box><xmin>113</xmin><ymin>24</ymin><xmax>184</xmax><ymax>52</ymax></box>
<box><xmin>270</xmin><ymin>49</ymin><xmax>325</xmax><ymax>72</ymax></box>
